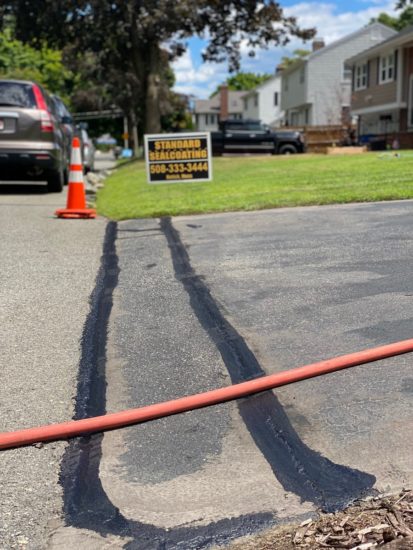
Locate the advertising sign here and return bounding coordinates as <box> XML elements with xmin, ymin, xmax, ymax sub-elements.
<box><xmin>144</xmin><ymin>132</ymin><xmax>212</xmax><ymax>184</ymax></box>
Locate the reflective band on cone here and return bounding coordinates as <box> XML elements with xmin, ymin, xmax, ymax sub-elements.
<box><xmin>55</xmin><ymin>136</ymin><xmax>96</xmax><ymax>219</ymax></box>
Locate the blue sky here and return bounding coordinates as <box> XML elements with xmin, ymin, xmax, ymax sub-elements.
<box><xmin>172</xmin><ymin>0</ymin><xmax>398</xmax><ymax>98</ymax></box>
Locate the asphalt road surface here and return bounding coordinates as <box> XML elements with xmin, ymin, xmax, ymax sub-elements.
<box><xmin>1</xmin><ymin>192</ymin><xmax>413</xmax><ymax>549</ymax></box>
<box><xmin>54</xmin><ymin>201</ymin><xmax>413</xmax><ymax>548</ymax></box>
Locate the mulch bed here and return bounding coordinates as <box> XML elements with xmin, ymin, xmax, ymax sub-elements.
<box><xmin>227</xmin><ymin>490</ymin><xmax>413</xmax><ymax>549</ymax></box>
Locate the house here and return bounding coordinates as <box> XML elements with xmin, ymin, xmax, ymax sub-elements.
<box><xmin>193</xmin><ymin>86</ymin><xmax>247</xmax><ymax>131</ymax></box>
<box><xmin>345</xmin><ymin>25</ymin><xmax>413</xmax><ymax>147</ymax></box>
<box><xmin>281</xmin><ymin>23</ymin><xmax>396</xmax><ymax>127</ymax></box>
<box><xmin>242</xmin><ymin>72</ymin><xmax>284</xmax><ymax>127</ymax></box>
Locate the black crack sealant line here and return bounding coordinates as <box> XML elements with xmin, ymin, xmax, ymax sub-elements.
<box><xmin>160</xmin><ymin>217</ymin><xmax>376</xmax><ymax>510</ymax></box>
<box><xmin>60</xmin><ymin>218</ymin><xmax>376</xmax><ymax>549</ymax></box>
<box><xmin>60</xmin><ymin>221</ymin><xmax>275</xmax><ymax>550</ymax></box>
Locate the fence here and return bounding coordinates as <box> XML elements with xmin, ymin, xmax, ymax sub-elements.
<box><xmin>285</xmin><ymin>125</ymin><xmax>356</xmax><ymax>153</ymax></box>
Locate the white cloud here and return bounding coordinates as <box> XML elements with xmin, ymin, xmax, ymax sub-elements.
<box><xmin>172</xmin><ymin>50</ymin><xmax>227</xmax><ymax>97</ymax></box>
<box><xmin>173</xmin><ymin>1</ymin><xmax>399</xmax><ymax>99</ymax></box>
<box><xmin>283</xmin><ymin>1</ymin><xmax>397</xmax><ymax>45</ymax></box>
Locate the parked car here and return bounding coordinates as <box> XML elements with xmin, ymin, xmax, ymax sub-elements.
<box><xmin>80</xmin><ymin>128</ymin><xmax>95</xmax><ymax>173</ymax></box>
<box><xmin>211</xmin><ymin>119</ymin><xmax>305</xmax><ymax>156</ymax></box>
<box><xmin>51</xmin><ymin>94</ymin><xmax>77</xmax><ymax>181</ymax></box>
<box><xmin>0</xmin><ymin>79</ymin><xmax>74</xmax><ymax>192</ymax></box>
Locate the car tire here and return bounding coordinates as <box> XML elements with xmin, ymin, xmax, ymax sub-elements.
<box><xmin>47</xmin><ymin>168</ymin><xmax>64</xmax><ymax>193</ymax></box>
<box><xmin>279</xmin><ymin>144</ymin><xmax>298</xmax><ymax>155</ymax></box>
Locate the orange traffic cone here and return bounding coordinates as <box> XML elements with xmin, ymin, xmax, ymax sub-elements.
<box><xmin>55</xmin><ymin>137</ymin><xmax>96</xmax><ymax>219</ymax></box>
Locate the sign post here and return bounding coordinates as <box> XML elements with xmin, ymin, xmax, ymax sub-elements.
<box><xmin>144</xmin><ymin>132</ymin><xmax>212</xmax><ymax>184</ymax></box>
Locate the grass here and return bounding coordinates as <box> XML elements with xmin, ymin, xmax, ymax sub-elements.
<box><xmin>96</xmin><ymin>151</ymin><xmax>413</xmax><ymax>220</ymax></box>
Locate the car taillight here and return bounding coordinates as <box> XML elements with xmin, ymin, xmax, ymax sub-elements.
<box><xmin>39</xmin><ymin>111</ymin><xmax>54</xmax><ymax>132</ymax></box>
<box><xmin>32</xmin><ymin>84</ymin><xmax>54</xmax><ymax>133</ymax></box>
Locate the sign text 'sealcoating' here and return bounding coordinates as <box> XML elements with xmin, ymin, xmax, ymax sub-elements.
<box><xmin>144</xmin><ymin>132</ymin><xmax>212</xmax><ymax>184</ymax></box>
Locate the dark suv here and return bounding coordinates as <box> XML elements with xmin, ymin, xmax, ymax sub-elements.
<box><xmin>0</xmin><ymin>79</ymin><xmax>71</xmax><ymax>192</ymax></box>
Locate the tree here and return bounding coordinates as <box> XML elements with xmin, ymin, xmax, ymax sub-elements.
<box><xmin>0</xmin><ymin>1</ymin><xmax>316</xmax><ymax>133</ymax></box>
<box><xmin>0</xmin><ymin>27</ymin><xmax>73</xmax><ymax>103</ymax></box>
<box><xmin>370</xmin><ymin>6</ymin><xmax>413</xmax><ymax>30</ymax></box>
<box><xmin>396</xmin><ymin>0</ymin><xmax>412</xmax><ymax>7</ymax></box>
<box><xmin>280</xmin><ymin>49</ymin><xmax>311</xmax><ymax>69</ymax></box>
<box><xmin>210</xmin><ymin>72</ymin><xmax>272</xmax><ymax>97</ymax></box>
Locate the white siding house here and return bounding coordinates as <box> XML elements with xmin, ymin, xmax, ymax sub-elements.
<box><xmin>281</xmin><ymin>23</ymin><xmax>396</xmax><ymax>126</ymax></box>
<box><xmin>242</xmin><ymin>74</ymin><xmax>284</xmax><ymax>126</ymax></box>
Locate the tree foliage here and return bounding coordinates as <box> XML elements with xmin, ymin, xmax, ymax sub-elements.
<box><xmin>395</xmin><ymin>0</ymin><xmax>412</xmax><ymax>8</ymax></box>
<box><xmin>280</xmin><ymin>49</ymin><xmax>311</xmax><ymax>69</ymax></box>
<box><xmin>0</xmin><ymin>26</ymin><xmax>73</xmax><ymax>102</ymax></box>
<box><xmin>210</xmin><ymin>72</ymin><xmax>272</xmax><ymax>97</ymax></box>
<box><xmin>0</xmin><ymin>1</ymin><xmax>316</xmax><ymax>133</ymax></box>
<box><xmin>370</xmin><ymin>6</ymin><xmax>413</xmax><ymax>30</ymax></box>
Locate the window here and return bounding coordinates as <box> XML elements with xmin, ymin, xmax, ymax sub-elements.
<box><xmin>274</xmin><ymin>92</ymin><xmax>278</xmax><ymax>106</ymax></box>
<box><xmin>0</xmin><ymin>82</ymin><xmax>36</xmax><ymax>108</ymax></box>
<box><xmin>343</xmin><ymin>63</ymin><xmax>352</xmax><ymax>81</ymax></box>
<box><xmin>355</xmin><ymin>63</ymin><xmax>367</xmax><ymax>90</ymax></box>
<box><xmin>254</xmin><ymin>95</ymin><xmax>258</xmax><ymax>107</ymax></box>
<box><xmin>245</xmin><ymin>122</ymin><xmax>265</xmax><ymax>131</ymax></box>
<box><xmin>380</xmin><ymin>52</ymin><xmax>394</xmax><ymax>83</ymax></box>
<box><xmin>284</xmin><ymin>77</ymin><xmax>288</xmax><ymax>92</ymax></box>
<box><xmin>205</xmin><ymin>114</ymin><xmax>209</xmax><ymax>125</ymax></box>
<box><xmin>299</xmin><ymin>67</ymin><xmax>305</xmax><ymax>84</ymax></box>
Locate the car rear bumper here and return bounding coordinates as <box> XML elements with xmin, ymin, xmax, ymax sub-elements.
<box><xmin>0</xmin><ymin>148</ymin><xmax>62</xmax><ymax>181</ymax></box>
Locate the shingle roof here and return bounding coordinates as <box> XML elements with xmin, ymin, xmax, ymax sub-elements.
<box><xmin>194</xmin><ymin>90</ymin><xmax>248</xmax><ymax>114</ymax></box>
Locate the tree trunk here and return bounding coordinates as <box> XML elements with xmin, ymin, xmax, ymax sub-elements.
<box><xmin>145</xmin><ymin>43</ymin><xmax>162</xmax><ymax>134</ymax></box>
<box><xmin>130</xmin><ymin>110</ymin><xmax>140</xmax><ymax>156</ymax></box>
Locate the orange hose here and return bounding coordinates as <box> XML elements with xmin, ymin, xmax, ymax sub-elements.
<box><xmin>1</xmin><ymin>338</ymin><xmax>413</xmax><ymax>451</ymax></box>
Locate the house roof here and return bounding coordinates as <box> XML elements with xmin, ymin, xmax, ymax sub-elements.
<box><xmin>194</xmin><ymin>90</ymin><xmax>248</xmax><ymax>114</ymax></box>
<box><xmin>281</xmin><ymin>22</ymin><xmax>397</xmax><ymax>75</ymax></box>
<box><xmin>346</xmin><ymin>25</ymin><xmax>413</xmax><ymax>64</ymax></box>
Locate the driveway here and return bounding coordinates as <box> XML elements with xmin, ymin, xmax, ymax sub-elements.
<box><xmin>50</xmin><ymin>201</ymin><xmax>413</xmax><ymax>548</ymax></box>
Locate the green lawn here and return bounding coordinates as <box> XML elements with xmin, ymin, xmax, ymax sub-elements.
<box><xmin>96</xmin><ymin>152</ymin><xmax>413</xmax><ymax>220</ymax></box>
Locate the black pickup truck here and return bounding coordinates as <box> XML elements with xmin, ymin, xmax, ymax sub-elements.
<box><xmin>211</xmin><ymin>119</ymin><xmax>305</xmax><ymax>156</ymax></box>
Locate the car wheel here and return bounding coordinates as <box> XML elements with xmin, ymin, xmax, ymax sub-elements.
<box><xmin>279</xmin><ymin>144</ymin><xmax>298</xmax><ymax>155</ymax></box>
<box><xmin>47</xmin><ymin>168</ymin><xmax>64</xmax><ymax>193</ymax></box>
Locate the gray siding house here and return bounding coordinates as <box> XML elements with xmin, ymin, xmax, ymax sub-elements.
<box><xmin>346</xmin><ymin>26</ymin><xmax>413</xmax><ymax>147</ymax></box>
<box><xmin>193</xmin><ymin>87</ymin><xmax>247</xmax><ymax>131</ymax></box>
<box><xmin>281</xmin><ymin>23</ymin><xmax>396</xmax><ymax>127</ymax></box>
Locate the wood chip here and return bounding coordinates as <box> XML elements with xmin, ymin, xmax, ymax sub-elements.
<box><xmin>358</xmin><ymin>523</ymin><xmax>390</xmax><ymax>535</ymax></box>
<box><xmin>300</xmin><ymin>518</ymin><xmax>313</xmax><ymax>527</ymax></box>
